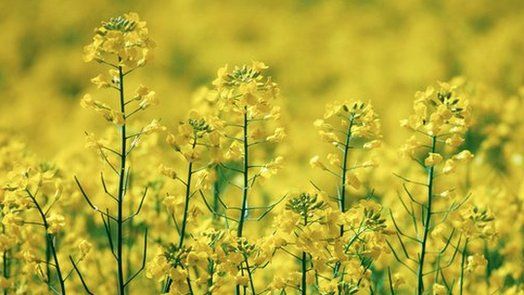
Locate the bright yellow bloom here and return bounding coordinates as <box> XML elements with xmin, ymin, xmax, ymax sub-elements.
<box><xmin>424</xmin><ymin>152</ymin><xmax>443</xmax><ymax>166</ymax></box>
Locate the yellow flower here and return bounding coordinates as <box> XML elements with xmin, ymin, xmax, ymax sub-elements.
<box><xmin>212</xmin><ymin>64</ymin><xmax>229</xmax><ymax>87</ymax></box>
<box><xmin>424</xmin><ymin>153</ymin><xmax>443</xmax><ymax>166</ymax></box>
<box><xmin>453</xmin><ymin>150</ymin><xmax>474</xmax><ymax>161</ymax></box>
<box><xmin>143</xmin><ymin>119</ymin><xmax>166</xmax><ymax>135</ymax></box>
<box><xmin>433</xmin><ymin>283</ymin><xmax>447</xmax><ymax>295</ymax></box>
<box><xmin>260</xmin><ymin>156</ymin><xmax>284</xmax><ymax>179</ymax></box>
<box><xmin>400</xmin><ymin>136</ymin><xmax>421</xmax><ymax>157</ymax></box>
<box><xmin>78</xmin><ymin>240</ymin><xmax>92</xmax><ymax>257</ymax></box>
<box><xmin>80</xmin><ymin>94</ymin><xmax>95</xmax><ymax>109</ymax></box>
<box><xmin>139</xmin><ymin>90</ymin><xmax>158</xmax><ymax>110</ymax></box>
<box><xmin>363</xmin><ymin>139</ymin><xmax>381</xmax><ymax>149</ymax></box>
<box><xmin>345</xmin><ymin>173</ymin><xmax>361</xmax><ymax>190</ymax></box>
<box><xmin>235</xmin><ymin>274</ymin><xmax>249</xmax><ymax>286</ymax></box>
<box><xmin>326</xmin><ymin>153</ymin><xmax>340</xmax><ymax>166</ymax></box>
<box><xmin>310</xmin><ymin>155</ymin><xmax>328</xmax><ymax>170</ymax></box>
<box><xmin>251</xmin><ymin>61</ymin><xmax>269</xmax><ymax>72</ymax></box>
<box><xmin>445</xmin><ymin>133</ymin><xmax>464</xmax><ymax>147</ymax></box>
<box><xmin>392</xmin><ymin>273</ymin><xmax>405</xmax><ymax>289</ymax></box>
<box><xmin>226</xmin><ymin>142</ymin><xmax>243</xmax><ymax>160</ymax></box>
<box><xmin>466</xmin><ymin>254</ymin><xmax>487</xmax><ymax>274</ymax></box>
<box><xmin>135</xmin><ymin>85</ymin><xmax>150</xmax><ymax>97</ymax></box>
<box><xmin>91</xmin><ymin>74</ymin><xmax>110</xmax><ymax>88</ymax></box>
<box><xmin>84</xmin><ymin>12</ymin><xmax>155</xmax><ymax>68</ymax></box>
<box><xmin>46</xmin><ymin>213</ymin><xmax>65</xmax><ymax>234</ymax></box>
<box><xmin>159</xmin><ymin>164</ymin><xmax>177</xmax><ymax>179</ymax></box>
<box><xmin>266</xmin><ymin>127</ymin><xmax>286</xmax><ymax>143</ymax></box>
<box><xmin>442</xmin><ymin>159</ymin><xmax>456</xmax><ymax>174</ymax></box>
<box><xmin>439</xmin><ymin>189</ymin><xmax>455</xmax><ymax>198</ymax></box>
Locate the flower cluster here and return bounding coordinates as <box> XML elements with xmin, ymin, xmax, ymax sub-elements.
<box><xmin>0</xmin><ymin>135</ymin><xmax>92</xmax><ymax>294</ymax></box>
<box><xmin>84</xmin><ymin>12</ymin><xmax>155</xmax><ymax>67</ymax></box>
<box><xmin>75</xmin><ymin>13</ymin><xmax>159</xmax><ymax>294</ymax></box>
<box><xmin>389</xmin><ymin>80</ymin><xmax>500</xmax><ymax>295</ymax></box>
<box><xmin>270</xmin><ymin>192</ymin><xmax>390</xmax><ymax>293</ymax></box>
<box><xmin>310</xmin><ymin>100</ymin><xmax>381</xmax><ymax>201</ymax></box>
<box><xmin>401</xmin><ymin>80</ymin><xmax>471</xmax><ymax>136</ymax></box>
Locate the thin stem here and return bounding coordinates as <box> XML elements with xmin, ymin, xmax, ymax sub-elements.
<box><xmin>237</xmin><ymin>110</ymin><xmax>250</xmax><ymax>237</ymax></box>
<box><xmin>2</xmin><ymin>219</ymin><xmax>9</xmax><ymax>295</ymax></box>
<box><xmin>179</xmin><ymin>135</ymin><xmax>197</xmax><ymax>249</ymax></box>
<box><xmin>301</xmin><ymin>210</ymin><xmax>309</xmax><ymax>295</ymax></box>
<box><xmin>301</xmin><ymin>251</ymin><xmax>307</xmax><ymax>295</ymax></box>
<box><xmin>339</xmin><ymin>118</ymin><xmax>354</xmax><ymax>224</ymax></box>
<box><xmin>459</xmin><ymin>240</ymin><xmax>469</xmax><ymax>295</ymax></box>
<box><xmin>388</xmin><ymin>267</ymin><xmax>395</xmax><ymax>295</ymax></box>
<box><xmin>163</xmin><ymin>135</ymin><xmax>197</xmax><ymax>293</ymax></box>
<box><xmin>332</xmin><ymin>118</ymin><xmax>353</xmax><ymax>282</ymax></box>
<box><xmin>48</xmin><ymin>235</ymin><xmax>65</xmax><ymax>295</ymax></box>
<box><xmin>116</xmin><ymin>61</ymin><xmax>127</xmax><ymax>295</ymax></box>
<box><xmin>69</xmin><ymin>256</ymin><xmax>94</xmax><ymax>295</ymax></box>
<box><xmin>244</xmin><ymin>256</ymin><xmax>257</xmax><ymax>295</ymax></box>
<box><xmin>207</xmin><ymin>260</ymin><xmax>215</xmax><ymax>295</ymax></box>
<box><xmin>26</xmin><ymin>190</ymin><xmax>65</xmax><ymax>295</ymax></box>
<box><xmin>236</xmin><ymin>110</ymin><xmax>249</xmax><ymax>295</ymax></box>
<box><xmin>212</xmin><ymin>166</ymin><xmax>221</xmax><ymax>221</ymax></box>
<box><xmin>46</xmin><ymin>236</ymin><xmax>52</xmax><ymax>288</ymax></box>
<box><xmin>417</xmin><ymin>135</ymin><xmax>437</xmax><ymax>295</ymax></box>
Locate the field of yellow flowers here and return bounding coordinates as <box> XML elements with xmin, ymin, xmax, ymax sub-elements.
<box><xmin>1</xmin><ymin>1</ymin><xmax>523</xmax><ymax>294</ymax></box>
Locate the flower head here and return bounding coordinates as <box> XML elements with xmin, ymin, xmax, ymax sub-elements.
<box><xmin>84</xmin><ymin>12</ymin><xmax>155</xmax><ymax>68</ymax></box>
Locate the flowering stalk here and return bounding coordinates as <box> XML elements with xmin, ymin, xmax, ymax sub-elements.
<box><xmin>310</xmin><ymin>100</ymin><xmax>381</xmax><ymax>284</ymax></box>
<box><xmin>394</xmin><ymin>80</ymin><xmax>475</xmax><ymax>294</ymax></box>
<box><xmin>285</xmin><ymin>193</ymin><xmax>324</xmax><ymax>294</ymax></box>
<box><xmin>161</xmin><ymin>133</ymin><xmax>196</xmax><ymax>293</ymax></box>
<box><xmin>78</xmin><ymin>13</ymin><xmax>156</xmax><ymax>295</ymax></box>
<box><xmin>160</xmin><ymin>114</ymin><xmax>219</xmax><ymax>293</ymax></box>
<box><xmin>211</xmin><ymin>62</ymin><xmax>284</xmax><ymax>293</ymax></box>
<box><xmin>115</xmin><ymin>60</ymin><xmax>127</xmax><ymax>295</ymax></box>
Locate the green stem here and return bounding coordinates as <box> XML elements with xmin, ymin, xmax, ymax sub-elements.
<box><xmin>48</xmin><ymin>234</ymin><xmax>65</xmax><ymax>295</ymax></box>
<box><xmin>387</xmin><ymin>267</ymin><xmax>395</xmax><ymax>295</ymax></box>
<box><xmin>163</xmin><ymin>135</ymin><xmax>197</xmax><ymax>293</ymax></box>
<box><xmin>212</xmin><ymin>166</ymin><xmax>220</xmax><ymax>221</ymax></box>
<box><xmin>301</xmin><ymin>251</ymin><xmax>307</xmax><ymax>295</ymax></box>
<box><xmin>26</xmin><ymin>190</ymin><xmax>65</xmax><ymax>295</ymax></box>
<box><xmin>116</xmin><ymin>62</ymin><xmax>127</xmax><ymax>295</ymax></box>
<box><xmin>417</xmin><ymin>135</ymin><xmax>437</xmax><ymax>295</ymax></box>
<box><xmin>178</xmin><ymin>134</ymin><xmax>197</xmax><ymax>249</ymax></box>
<box><xmin>235</xmin><ymin>110</ymin><xmax>249</xmax><ymax>295</ymax></box>
<box><xmin>2</xmin><ymin>250</ymin><xmax>7</xmax><ymax>295</ymax></box>
<box><xmin>46</xmin><ymin>238</ymin><xmax>52</xmax><ymax>289</ymax></box>
<box><xmin>333</xmin><ymin>118</ymin><xmax>354</xmax><ymax>285</ymax></box>
<box><xmin>339</xmin><ymin>118</ymin><xmax>354</xmax><ymax>226</ymax></box>
<box><xmin>1</xmin><ymin>219</ymin><xmax>7</xmax><ymax>295</ymax></box>
<box><xmin>237</xmin><ymin>110</ymin><xmax>249</xmax><ymax>238</ymax></box>
<box><xmin>301</xmin><ymin>211</ymin><xmax>308</xmax><ymax>295</ymax></box>
<box><xmin>207</xmin><ymin>260</ymin><xmax>215</xmax><ymax>294</ymax></box>
<box><xmin>244</xmin><ymin>255</ymin><xmax>257</xmax><ymax>295</ymax></box>
<box><xmin>459</xmin><ymin>240</ymin><xmax>468</xmax><ymax>295</ymax></box>
<box><xmin>483</xmin><ymin>241</ymin><xmax>491</xmax><ymax>290</ymax></box>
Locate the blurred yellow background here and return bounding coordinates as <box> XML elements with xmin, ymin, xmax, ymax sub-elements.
<box><xmin>1</xmin><ymin>0</ymin><xmax>523</xmax><ymax>160</ymax></box>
